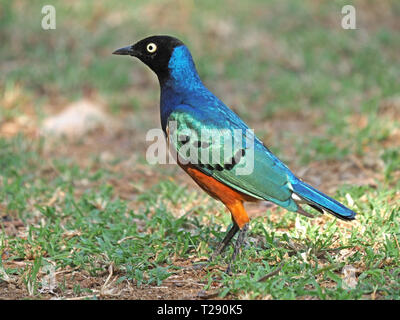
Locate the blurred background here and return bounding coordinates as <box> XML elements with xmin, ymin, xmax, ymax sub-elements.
<box><xmin>1</xmin><ymin>0</ymin><xmax>399</xmax><ymax>187</ymax></box>
<box><xmin>0</xmin><ymin>0</ymin><xmax>399</xmax><ymax>299</ymax></box>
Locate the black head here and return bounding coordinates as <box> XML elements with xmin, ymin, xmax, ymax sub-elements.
<box><xmin>113</xmin><ymin>35</ymin><xmax>184</xmax><ymax>82</ymax></box>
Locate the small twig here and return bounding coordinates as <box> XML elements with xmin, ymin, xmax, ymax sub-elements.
<box><xmin>65</xmin><ymin>295</ymin><xmax>97</xmax><ymax>300</ymax></box>
<box><xmin>257</xmin><ymin>263</ymin><xmax>284</xmax><ymax>282</ymax></box>
<box><xmin>117</xmin><ymin>236</ymin><xmax>136</xmax><ymax>244</ymax></box>
<box><xmin>197</xmin><ymin>289</ymin><xmax>220</xmax><ymax>299</ymax></box>
<box><xmin>0</xmin><ymin>265</ymin><xmax>11</xmax><ymax>282</ymax></box>
<box><xmin>393</xmin><ymin>235</ymin><xmax>400</xmax><ymax>253</ymax></box>
<box><xmin>100</xmin><ymin>263</ymin><xmax>114</xmax><ymax>297</ymax></box>
<box><xmin>163</xmin><ymin>279</ymin><xmax>205</xmax><ymax>287</ymax></box>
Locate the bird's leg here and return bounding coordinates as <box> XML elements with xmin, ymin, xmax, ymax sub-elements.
<box><xmin>226</xmin><ymin>223</ymin><xmax>249</xmax><ymax>275</ymax></box>
<box><xmin>191</xmin><ymin>222</ymin><xmax>239</xmax><ymax>271</ymax></box>
<box><xmin>210</xmin><ymin>222</ymin><xmax>239</xmax><ymax>261</ymax></box>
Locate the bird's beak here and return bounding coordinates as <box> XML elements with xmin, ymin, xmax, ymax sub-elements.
<box><xmin>112</xmin><ymin>45</ymin><xmax>137</xmax><ymax>56</ymax></box>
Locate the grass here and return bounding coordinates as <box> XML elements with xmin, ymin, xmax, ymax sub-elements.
<box><xmin>0</xmin><ymin>0</ymin><xmax>399</xmax><ymax>299</ymax></box>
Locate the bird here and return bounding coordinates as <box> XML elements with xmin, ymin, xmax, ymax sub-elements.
<box><xmin>113</xmin><ymin>35</ymin><xmax>356</xmax><ymax>273</ymax></box>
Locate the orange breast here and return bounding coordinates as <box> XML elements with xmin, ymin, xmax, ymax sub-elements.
<box><xmin>180</xmin><ymin>164</ymin><xmax>258</xmax><ymax>228</ymax></box>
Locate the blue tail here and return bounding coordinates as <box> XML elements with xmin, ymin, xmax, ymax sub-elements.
<box><xmin>292</xmin><ymin>180</ymin><xmax>356</xmax><ymax>221</ymax></box>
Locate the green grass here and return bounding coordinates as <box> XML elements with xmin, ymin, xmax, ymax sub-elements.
<box><xmin>0</xmin><ymin>0</ymin><xmax>399</xmax><ymax>299</ymax></box>
<box><xmin>0</xmin><ymin>133</ymin><xmax>399</xmax><ymax>299</ymax></box>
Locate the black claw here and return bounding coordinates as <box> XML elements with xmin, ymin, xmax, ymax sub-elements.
<box><xmin>226</xmin><ymin>223</ymin><xmax>249</xmax><ymax>274</ymax></box>
<box><xmin>225</xmin><ymin>264</ymin><xmax>233</xmax><ymax>275</ymax></box>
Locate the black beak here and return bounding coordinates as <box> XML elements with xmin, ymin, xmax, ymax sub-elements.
<box><xmin>112</xmin><ymin>45</ymin><xmax>137</xmax><ymax>56</ymax></box>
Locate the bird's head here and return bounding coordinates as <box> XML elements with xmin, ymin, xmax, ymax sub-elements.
<box><xmin>113</xmin><ymin>35</ymin><xmax>187</xmax><ymax>82</ymax></box>
<box><xmin>113</xmin><ymin>35</ymin><xmax>200</xmax><ymax>86</ymax></box>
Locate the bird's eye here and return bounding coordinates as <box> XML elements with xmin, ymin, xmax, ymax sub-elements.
<box><xmin>146</xmin><ymin>43</ymin><xmax>157</xmax><ymax>53</ymax></box>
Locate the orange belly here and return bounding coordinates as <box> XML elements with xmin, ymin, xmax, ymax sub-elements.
<box><xmin>180</xmin><ymin>164</ymin><xmax>258</xmax><ymax>228</ymax></box>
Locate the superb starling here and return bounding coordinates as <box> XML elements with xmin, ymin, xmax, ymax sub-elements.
<box><xmin>113</xmin><ymin>35</ymin><xmax>356</xmax><ymax>273</ymax></box>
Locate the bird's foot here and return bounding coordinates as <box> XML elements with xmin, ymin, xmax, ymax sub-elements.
<box><xmin>211</xmin><ymin>223</ymin><xmax>239</xmax><ymax>261</ymax></box>
<box><xmin>225</xmin><ymin>264</ymin><xmax>233</xmax><ymax>275</ymax></box>
<box><xmin>225</xmin><ymin>223</ymin><xmax>249</xmax><ymax>275</ymax></box>
<box><xmin>185</xmin><ymin>222</ymin><xmax>246</xmax><ymax>274</ymax></box>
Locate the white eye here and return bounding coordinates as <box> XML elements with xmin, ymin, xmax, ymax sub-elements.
<box><xmin>146</xmin><ymin>43</ymin><xmax>157</xmax><ymax>53</ymax></box>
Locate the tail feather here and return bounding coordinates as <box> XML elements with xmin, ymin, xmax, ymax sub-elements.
<box><xmin>292</xmin><ymin>180</ymin><xmax>356</xmax><ymax>221</ymax></box>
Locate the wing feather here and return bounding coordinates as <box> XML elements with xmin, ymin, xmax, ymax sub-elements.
<box><xmin>167</xmin><ymin>105</ymin><xmax>298</xmax><ymax>211</ymax></box>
